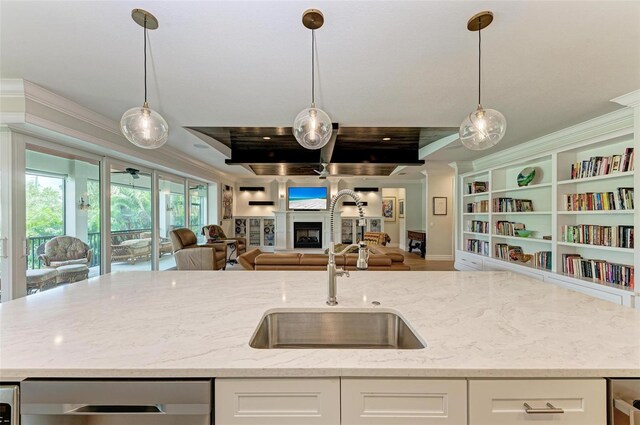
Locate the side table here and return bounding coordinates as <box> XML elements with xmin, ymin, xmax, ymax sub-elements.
<box><xmin>407</xmin><ymin>230</ymin><xmax>427</xmax><ymax>258</ymax></box>
<box><xmin>224</xmin><ymin>240</ymin><xmax>238</xmax><ymax>265</ymax></box>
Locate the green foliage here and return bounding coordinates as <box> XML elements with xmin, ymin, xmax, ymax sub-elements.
<box><xmin>25</xmin><ymin>179</ymin><xmax>64</xmax><ymax>237</ymax></box>
<box><xmin>110</xmin><ymin>184</ymin><xmax>152</xmax><ymax>231</ymax></box>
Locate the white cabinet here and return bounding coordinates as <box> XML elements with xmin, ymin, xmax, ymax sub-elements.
<box><xmin>455</xmin><ymin>250</ymin><xmax>483</xmax><ymax>271</ymax></box>
<box><xmin>234</xmin><ymin>217</ymin><xmax>276</xmax><ymax>250</ymax></box>
<box><xmin>469</xmin><ymin>379</ymin><xmax>606</xmax><ymax>425</ymax></box>
<box><xmin>341</xmin><ymin>378</ymin><xmax>467</xmax><ymax>425</ymax></box>
<box><xmin>340</xmin><ymin>217</ymin><xmax>384</xmax><ymax>244</ymax></box>
<box><xmin>215</xmin><ymin>378</ymin><xmax>340</xmax><ymax>425</ymax></box>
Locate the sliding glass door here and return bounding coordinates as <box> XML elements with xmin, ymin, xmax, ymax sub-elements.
<box><xmin>189</xmin><ymin>182</ymin><xmax>208</xmax><ymax>243</ymax></box>
<box><xmin>109</xmin><ymin>164</ymin><xmax>152</xmax><ymax>272</ymax></box>
<box><xmin>25</xmin><ymin>146</ymin><xmax>101</xmax><ymax>292</ymax></box>
<box><xmin>158</xmin><ymin>174</ymin><xmax>185</xmax><ymax>270</ymax></box>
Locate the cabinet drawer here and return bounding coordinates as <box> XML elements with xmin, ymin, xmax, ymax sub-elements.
<box><xmin>341</xmin><ymin>378</ymin><xmax>467</xmax><ymax>425</ymax></box>
<box><xmin>215</xmin><ymin>378</ymin><xmax>340</xmax><ymax>425</ymax></box>
<box><xmin>469</xmin><ymin>379</ymin><xmax>606</xmax><ymax>425</ymax></box>
<box><xmin>544</xmin><ymin>275</ymin><xmax>624</xmax><ymax>305</ymax></box>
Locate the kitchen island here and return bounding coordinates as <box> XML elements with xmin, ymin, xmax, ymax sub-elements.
<box><xmin>2</xmin><ymin>271</ymin><xmax>640</xmax><ymax>424</ymax></box>
<box><xmin>2</xmin><ymin>270</ymin><xmax>639</xmax><ymax>379</ymax></box>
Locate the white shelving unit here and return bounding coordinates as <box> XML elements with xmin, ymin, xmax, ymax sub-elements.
<box><xmin>233</xmin><ymin>216</ymin><xmax>276</xmax><ymax>251</ymax></box>
<box><xmin>454</xmin><ymin>106</ymin><xmax>638</xmax><ymax>307</ymax></box>
<box><xmin>340</xmin><ymin>217</ymin><xmax>384</xmax><ymax>244</ymax></box>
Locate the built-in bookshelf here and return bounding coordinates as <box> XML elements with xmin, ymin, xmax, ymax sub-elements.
<box><xmin>456</xmin><ymin>125</ymin><xmax>638</xmax><ymax>304</ymax></box>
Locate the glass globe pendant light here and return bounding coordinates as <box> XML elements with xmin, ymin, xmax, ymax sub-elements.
<box><xmin>293</xmin><ymin>9</ymin><xmax>332</xmax><ymax>150</ymax></box>
<box><xmin>459</xmin><ymin>11</ymin><xmax>506</xmax><ymax>151</ymax></box>
<box><xmin>120</xmin><ymin>9</ymin><xmax>169</xmax><ymax>149</ymax></box>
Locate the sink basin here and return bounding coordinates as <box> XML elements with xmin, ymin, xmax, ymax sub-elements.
<box><xmin>249</xmin><ymin>308</ymin><xmax>426</xmax><ymax>349</ymax></box>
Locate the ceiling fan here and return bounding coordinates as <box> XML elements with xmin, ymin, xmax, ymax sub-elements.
<box><xmin>112</xmin><ymin>167</ymin><xmax>141</xmax><ymax>179</ymax></box>
<box><xmin>314</xmin><ymin>162</ymin><xmax>330</xmax><ymax>179</ymax></box>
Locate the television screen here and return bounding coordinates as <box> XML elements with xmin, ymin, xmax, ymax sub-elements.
<box><xmin>288</xmin><ymin>187</ymin><xmax>328</xmax><ymax>210</ymax></box>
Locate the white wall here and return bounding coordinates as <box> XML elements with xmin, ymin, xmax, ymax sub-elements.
<box><xmin>425</xmin><ymin>170</ymin><xmax>455</xmax><ymax>259</ymax></box>
<box><xmin>235</xmin><ymin>179</ymin><xmax>279</xmax><ymax>216</ymax></box>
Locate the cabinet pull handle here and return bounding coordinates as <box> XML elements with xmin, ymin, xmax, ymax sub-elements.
<box><xmin>523</xmin><ymin>402</ymin><xmax>564</xmax><ymax>414</ymax></box>
<box><xmin>68</xmin><ymin>404</ymin><xmax>165</xmax><ymax>414</ymax></box>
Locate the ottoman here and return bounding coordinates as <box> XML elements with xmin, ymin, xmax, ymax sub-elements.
<box><xmin>26</xmin><ymin>269</ymin><xmax>58</xmax><ymax>294</ymax></box>
<box><xmin>56</xmin><ymin>264</ymin><xmax>89</xmax><ymax>284</ymax></box>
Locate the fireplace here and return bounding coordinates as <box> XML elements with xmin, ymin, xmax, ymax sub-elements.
<box><xmin>294</xmin><ymin>222</ymin><xmax>322</xmax><ymax>249</ymax></box>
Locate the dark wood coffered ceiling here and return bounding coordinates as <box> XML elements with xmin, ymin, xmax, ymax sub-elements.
<box><xmin>188</xmin><ymin>126</ymin><xmax>457</xmax><ymax>176</ymax></box>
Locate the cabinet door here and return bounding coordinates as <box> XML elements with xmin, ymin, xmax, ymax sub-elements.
<box><xmin>248</xmin><ymin>219</ymin><xmax>261</xmax><ymax>246</ymax></box>
<box><xmin>263</xmin><ymin>219</ymin><xmax>275</xmax><ymax>246</ymax></box>
<box><xmin>469</xmin><ymin>379</ymin><xmax>605</xmax><ymax>425</ymax></box>
<box><xmin>215</xmin><ymin>378</ymin><xmax>340</xmax><ymax>425</ymax></box>
<box><xmin>341</xmin><ymin>378</ymin><xmax>467</xmax><ymax>425</ymax></box>
<box><xmin>234</xmin><ymin>218</ymin><xmax>247</xmax><ymax>238</ymax></box>
<box><xmin>342</xmin><ymin>219</ymin><xmax>354</xmax><ymax>244</ymax></box>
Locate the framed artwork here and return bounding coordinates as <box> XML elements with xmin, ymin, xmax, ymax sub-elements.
<box><xmin>433</xmin><ymin>196</ymin><xmax>447</xmax><ymax>215</ymax></box>
<box><xmin>222</xmin><ymin>185</ymin><xmax>233</xmax><ymax>219</ymax></box>
<box><xmin>382</xmin><ymin>197</ymin><xmax>396</xmax><ymax>222</ymax></box>
<box><xmin>398</xmin><ymin>199</ymin><xmax>405</xmax><ymax>218</ymax></box>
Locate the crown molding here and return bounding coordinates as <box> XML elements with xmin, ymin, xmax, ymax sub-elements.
<box><xmin>1</xmin><ymin>79</ymin><xmax>237</xmax><ymax>183</ymax></box>
<box><xmin>22</xmin><ymin>80</ymin><xmax>121</xmax><ymax>136</ymax></box>
<box><xmin>611</xmin><ymin>89</ymin><xmax>640</xmax><ymax>108</ymax></box>
<box><xmin>472</xmin><ymin>108</ymin><xmax>633</xmax><ymax>171</ymax></box>
<box><xmin>0</xmin><ymin>79</ymin><xmax>26</xmax><ymax>96</ymax></box>
<box><xmin>0</xmin><ymin>112</ymin><xmax>25</xmax><ymax>123</ymax></box>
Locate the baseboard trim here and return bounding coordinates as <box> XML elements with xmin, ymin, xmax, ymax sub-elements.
<box><xmin>426</xmin><ymin>255</ymin><xmax>453</xmax><ymax>261</ymax></box>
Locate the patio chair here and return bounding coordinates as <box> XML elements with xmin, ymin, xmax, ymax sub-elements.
<box><xmin>38</xmin><ymin>236</ymin><xmax>91</xmax><ymax>283</ymax></box>
<box><xmin>169</xmin><ymin>228</ymin><xmax>227</xmax><ymax>270</ymax></box>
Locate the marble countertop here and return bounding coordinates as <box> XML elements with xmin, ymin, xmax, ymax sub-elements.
<box><xmin>1</xmin><ymin>270</ymin><xmax>639</xmax><ymax>380</ymax></box>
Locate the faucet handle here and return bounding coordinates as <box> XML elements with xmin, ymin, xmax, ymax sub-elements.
<box><xmin>343</xmin><ymin>269</ymin><xmax>350</xmax><ymax>278</ymax></box>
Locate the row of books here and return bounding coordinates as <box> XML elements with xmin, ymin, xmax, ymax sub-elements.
<box><xmin>562</xmin><ymin>187</ymin><xmax>634</xmax><ymax>211</ymax></box>
<box><xmin>467</xmin><ymin>181</ymin><xmax>488</xmax><ymax>194</ymax></box>
<box><xmin>494</xmin><ymin>244</ymin><xmax>523</xmax><ymax>261</ymax></box>
<box><xmin>495</xmin><ymin>220</ymin><xmax>525</xmax><ymax>236</ymax></box>
<box><xmin>562</xmin><ymin>254</ymin><xmax>634</xmax><ymax>289</ymax></box>
<box><xmin>466</xmin><ymin>239</ymin><xmax>489</xmax><ymax>256</ymax></box>
<box><xmin>569</xmin><ymin>147</ymin><xmax>635</xmax><ymax>179</ymax></box>
<box><xmin>533</xmin><ymin>251</ymin><xmax>552</xmax><ymax>270</ymax></box>
<box><xmin>561</xmin><ymin>224</ymin><xmax>634</xmax><ymax>248</ymax></box>
<box><xmin>493</xmin><ymin>198</ymin><xmax>534</xmax><ymax>213</ymax></box>
<box><xmin>466</xmin><ymin>200</ymin><xmax>489</xmax><ymax>213</ymax></box>
<box><xmin>466</xmin><ymin>220</ymin><xmax>489</xmax><ymax>234</ymax></box>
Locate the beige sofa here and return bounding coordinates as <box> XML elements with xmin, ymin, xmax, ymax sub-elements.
<box><xmin>238</xmin><ymin>246</ymin><xmax>410</xmax><ymax>271</ymax></box>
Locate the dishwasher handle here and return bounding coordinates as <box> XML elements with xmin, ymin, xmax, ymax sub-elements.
<box><xmin>67</xmin><ymin>404</ymin><xmax>165</xmax><ymax>414</ymax></box>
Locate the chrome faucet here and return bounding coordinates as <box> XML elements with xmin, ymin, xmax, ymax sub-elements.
<box><xmin>327</xmin><ymin>189</ymin><xmax>369</xmax><ymax>306</ymax></box>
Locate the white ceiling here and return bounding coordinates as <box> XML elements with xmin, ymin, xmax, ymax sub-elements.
<box><xmin>1</xmin><ymin>1</ymin><xmax>639</xmax><ymax>178</ymax></box>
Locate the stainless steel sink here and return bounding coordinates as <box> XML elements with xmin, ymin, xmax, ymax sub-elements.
<box><xmin>249</xmin><ymin>309</ymin><xmax>426</xmax><ymax>349</ymax></box>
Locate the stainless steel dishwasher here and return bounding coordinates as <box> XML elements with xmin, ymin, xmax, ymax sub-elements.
<box><xmin>21</xmin><ymin>380</ymin><xmax>211</xmax><ymax>424</ymax></box>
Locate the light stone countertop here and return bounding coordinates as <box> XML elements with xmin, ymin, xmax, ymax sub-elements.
<box><xmin>1</xmin><ymin>270</ymin><xmax>639</xmax><ymax>380</ymax></box>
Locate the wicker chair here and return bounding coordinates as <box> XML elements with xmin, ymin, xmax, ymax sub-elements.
<box><xmin>38</xmin><ymin>236</ymin><xmax>91</xmax><ymax>283</ymax></box>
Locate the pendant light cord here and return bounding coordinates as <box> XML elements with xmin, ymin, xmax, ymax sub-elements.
<box><xmin>311</xmin><ymin>29</ymin><xmax>316</xmax><ymax>107</ymax></box>
<box><xmin>478</xmin><ymin>18</ymin><xmax>482</xmax><ymax>106</ymax></box>
<box><xmin>143</xmin><ymin>16</ymin><xmax>148</xmax><ymax>104</ymax></box>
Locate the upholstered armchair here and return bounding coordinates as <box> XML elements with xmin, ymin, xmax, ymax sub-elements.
<box><xmin>39</xmin><ymin>236</ymin><xmax>92</xmax><ymax>268</ymax></box>
<box><xmin>169</xmin><ymin>228</ymin><xmax>227</xmax><ymax>270</ymax></box>
<box><xmin>201</xmin><ymin>224</ymin><xmax>247</xmax><ymax>256</ymax></box>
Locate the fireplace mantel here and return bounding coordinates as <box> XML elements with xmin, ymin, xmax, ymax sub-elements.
<box><xmin>273</xmin><ymin>210</ymin><xmax>341</xmax><ymax>251</ymax></box>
